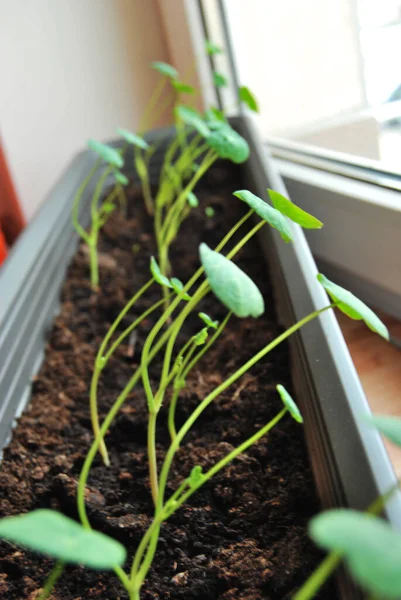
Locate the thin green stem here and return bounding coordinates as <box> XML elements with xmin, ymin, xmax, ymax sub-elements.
<box><xmin>148</xmin><ymin>411</ymin><xmax>159</xmax><ymax>505</ymax></box>
<box><xmin>293</xmin><ymin>552</ymin><xmax>342</xmax><ymax>600</ymax></box>
<box><xmin>37</xmin><ymin>561</ymin><xmax>64</xmax><ymax>600</ymax></box>
<box><xmin>72</xmin><ymin>161</ymin><xmax>100</xmax><ymax>244</ymax></box>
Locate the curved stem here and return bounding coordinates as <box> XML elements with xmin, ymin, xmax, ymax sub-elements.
<box><xmin>37</xmin><ymin>561</ymin><xmax>64</xmax><ymax>600</ymax></box>
<box><xmin>292</xmin><ymin>552</ymin><xmax>342</xmax><ymax>600</ymax></box>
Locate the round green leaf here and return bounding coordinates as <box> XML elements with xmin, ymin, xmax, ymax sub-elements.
<box><xmin>310</xmin><ymin>510</ymin><xmax>401</xmax><ymax>599</ymax></box>
<box><xmin>213</xmin><ymin>72</ymin><xmax>228</xmax><ymax>88</ymax></box>
<box><xmin>206</xmin><ymin>125</ymin><xmax>249</xmax><ymax>164</ymax></box>
<box><xmin>0</xmin><ymin>510</ymin><xmax>126</xmax><ymax>570</ymax></box>
<box><xmin>87</xmin><ymin>140</ymin><xmax>123</xmax><ymax>168</ymax></box>
<box><xmin>364</xmin><ymin>414</ymin><xmax>401</xmax><ymax>448</ymax></box>
<box><xmin>317</xmin><ymin>274</ymin><xmax>389</xmax><ymax>340</ymax></box>
<box><xmin>151</xmin><ymin>61</ymin><xmax>178</xmax><ymax>80</ymax></box>
<box><xmin>172</xmin><ymin>80</ymin><xmax>195</xmax><ymax>94</ymax></box>
<box><xmin>187</xmin><ymin>191</ymin><xmax>199</xmax><ymax>208</ymax></box>
<box><xmin>205</xmin><ymin>40</ymin><xmax>223</xmax><ymax>56</ymax></box>
<box><xmin>117</xmin><ymin>128</ymin><xmax>149</xmax><ymax>150</ymax></box>
<box><xmin>114</xmin><ymin>171</ymin><xmax>129</xmax><ymax>186</ymax></box>
<box><xmin>233</xmin><ymin>190</ymin><xmax>293</xmax><ymax>242</ymax></box>
<box><xmin>198</xmin><ymin>312</ymin><xmax>219</xmax><ymax>329</ymax></box>
<box><xmin>268</xmin><ymin>189</ymin><xmax>323</xmax><ymax>229</ymax></box>
<box><xmin>239</xmin><ymin>86</ymin><xmax>259</xmax><ymax>113</ymax></box>
<box><xmin>200</xmin><ymin>243</ymin><xmax>264</xmax><ymax>318</ymax></box>
<box><xmin>205</xmin><ymin>206</ymin><xmax>215</xmax><ymax>218</ymax></box>
<box><xmin>276</xmin><ymin>384</ymin><xmax>303</xmax><ymax>423</ymax></box>
<box><xmin>175</xmin><ymin>105</ymin><xmax>210</xmax><ymax>138</ymax></box>
<box><xmin>193</xmin><ymin>328</ymin><xmax>208</xmax><ymax>346</ymax></box>
<box><xmin>150</xmin><ymin>256</ymin><xmax>172</xmax><ymax>288</ymax></box>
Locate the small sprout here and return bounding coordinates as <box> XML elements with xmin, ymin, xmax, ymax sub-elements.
<box><xmin>206</xmin><ymin>124</ymin><xmax>250</xmax><ymax>164</ymax></box>
<box><xmin>191</xmin><ymin>163</ymin><xmax>200</xmax><ymax>173</ymax></box>
<box><xmin>87</xmin><ymin>140</ymin><xmax>123</xmax><ymax>169</ymax></box>
<box><xmin>317</xmin><ymin>274</ymin><xmax>389</xmax><ymax>340</ymax></box>
<box><xmin>172</xmin><ymin>80</ymin><xmax>195</xmax><ymax>95</ymax></box>
<box><xmin>364</xmin><ymin>414</ymin><xmax>401</xmax><ymax>447</ymax></box>
<box><xmin>101</xmin><ymin>202</ymin><xmax>116</xmax><ymax>215</ymax></box>
<box><xmin>170</xmin><ymin>277</ymin><xmax>191</xmax><ymax>301</ymax></box>
<box><xmin>151</xmin><ymin>61</ymin><xmax>178</xmax><ymax>80</ymax></box>
<box><xmin>268</xmin><ymin>189</ymin><xmax>323</xmax><ymax>229</ymax></box>
<box><xmin>198</xmin><ymin>312</ymin><xmax>219</xmax><ymax>329</ymax></box>
<box><xmin>114</xmin><ymin>171</ymin><xmax>129</xmax><ymax>186</ymax></box>
<box><xmin>233</xmin><ymin>190</ymin><xmax>293</xmax><ymax>242</ymax></box>
<box><xmin>205</xmin><ymin>40</ymin><xmax>223</xmax><ymax>56</ymax></box>
<box><xmin>205</xmin><ymin>206</ymin><xmax>215</xmax><ymax>218</ymax></box>
<box><xmin>187</xmin><ymin>465</ymin><xmax>204</xmax><ymax>487</ymax></box>
<box><xmin>0</xmin><ymin>509</ymin><xmax>126</xmax><ymax>569</ymax></box>
<box><xmin>239</xmin><ymin>85</ymin><xmax>259</xmax><ymax>113</ymax></box>
<box><xmin>193</xmin><ymin>328</ymin><xmax>209</xmax><ymax>346</ymax></box>
<box><xmin>150</xmin><ymin>256</ymin><xmax>172</xmax><ymax>288</ymax></box>
<box><xmin>117</xmin><ymin>128</ymin><xmax>149</xmax><ymax>151</ymax></box>
<box><xmin>187</xmin><ymin>191</ymin><xmax>199</xmax><ymax>208</ymax></box>
<box><xmin>200</xmin><ymin>243</ymin><xmax>265</xmax><ymax>318</ymax></box>
<box><xmin>213</xmin><ymin>72</ymin><xmax>228</xmax><ymax>88</ymax></box>
<box><xmin>163</xmin><ymin>499</ymin><xmax>178</xmax><ymax>519</ymax></box>
<box><xmin>309</xmin><ymin>509</ymin><xmax>401</xmax><ymax>599</ymax></box>
<box><xmin>175</xmin><ymin>105</ymin><xmax>210</xmax><ymax>138</ymax></box>
<box><xmin>173</xmin><ymin>378</ymin><xmax>186</xmax><ymax>391</ymax></box>
<box><xmin>276</xmin><ymin>384</ymin><xmax>303</xmax><ymax>423</ymax></box>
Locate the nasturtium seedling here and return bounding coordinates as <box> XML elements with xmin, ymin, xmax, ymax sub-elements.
<box><xmin>114</xmin><ymin>171</ymin><xmax>129</xmax><ymax>186</ymax></box>
<box><xmin>175</xmin><ymin>105</ymin><xmax>210</xmax><ymax>138</ymax></box>
<box><xmin>188</xmin><ymin>465</ymin><xmax>204</xmax><ymax>487</ymax></box>
<box><xmin>172</xmin><ymin>80</ymin><xmax>195</xmax><ymax>95</ymax></box>
<box><xmin>213</xmin><ymin>72</ymin><xmax>228</xmax><ymax>88</ymax></box>
<box><xmin>205</xmin><ymin>40</ymin><xmax>223</xmax><ymax>56</ymax></box>
<box><xmin>268</xmin><ymin>189</ymin><xmax>323</xmax><ymax>229</ymax></box>
<box><xmin>205</xmin><ymin>206</ymin><xmax>215</xmax><ymax>218</ymax></box>
<box><xmin>200</xmin><ymin>243</ymin><xmax>264</xmax><ymax>318</ymax></box>
<box><xmin>0</xmin><ymin>510</ymin><xmax>126</xmax><ymax>570</ymax></box>
<box><xmin>364</xmin><ymin>414</ymin><xmax>401</xmax><ymax>447</ymax></box>
<box><xmin>117</xmin><ymin>128</ymin><xmax>149</xmax><ymax>151</ymax></box>
<box><xmin>187</xmin><ymin>191</ymin><xmax>199</xmax><ymax>208</ymax></box>
<box><xmin>317</xmin><ymin>274</ymin><xmax>389</xmax><ymax>340</ymax></box>
<box><xmin>198</xmin><ymin>312</ymin><xmax>219</xmax><ymax>329</ymax></box>
<box><xmin>87</xmin><ymin>140</ymin><xmax>123</xmax><ymax>169</ymax></box>
<box><xmin>194</xmin><ymin>328</ymin><xmax>208</xmax><ymax>346</ymax></box>
<box><xmin>239</xmin><ymin>86</ymin><xmax>259</xmax><ymax>113</ymax></box>
<box><xmin>150</xmin><ymin>256</ymin><xmax>172</xmax><ymax>288</ymax></box>
<box><xmin>276</xmin><ymin>384</ymin><xmax>303</xmax><ymax>423</ymax></box>
<box><xmin>170</xmin><ymin>277</ymin><xmax>191</xmax><ymax>301</ymax></box>
<box><xmin>233</xmin><ymin>190</ymin><xmax>293</xmax><ymax>242</ymax></box>
<box><xmin>310</xmin><ymin>509</ymin><xmax>401</xmax><ymax>599</ymax></box>
<box><xmin>206</xmin><ymin>125</ymin><xmax>250</xmax><ymax>164</ymax></box>
<box><xmin>204</xmin><ymin>107</ymin><xmax>227</xmax><ymax>127</ymax></box>
<box><xmin>151</xmin><ymin>61</ymin><xmax>178</xmax><ymax>80</ymax></box>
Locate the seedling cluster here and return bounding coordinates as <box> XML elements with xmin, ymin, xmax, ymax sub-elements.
<box><xmin>0</xmin><ymin>40</ymin><xmax>397</xmax><ymax>600</ymax></box>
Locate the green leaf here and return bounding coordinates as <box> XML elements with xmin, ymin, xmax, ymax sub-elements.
<box><xmin>233</xmin><ymin>190</ymin><xmax>293</xmax><ymax>242</ymax></box>
<box><xmin>310</xmin><ymin>510</ymin><xmax>401</xmax><ymax>599</ymax></box>
<box><xmin>205</xmin><ymin>40</ymin><xmax>223</xmax><ymax>56</ymax></box>
<box><xmin>151</xmin><ymin>61</ymin><xmax>178</xmax><ymax>80</ymax></box>
<box><xmin>204</xmin><ymin>107</ymin><xmax>227</xmax><ymax>128</ymax></box>
<box><xmin>193</xmin><ymin>328</ymin><xmax>208</xmax><ymax>346</ymax></box>
<box><xmin>114</xmin><ymin>171</ymin><xmax>129</xmax><ymax>186</ymax></box>
<box><xmin>87</xmin><ymin>140</ymin><xmax>123</xmax><ymax>168</ymax></box>
<box><xmin>187</xmin><ymin>191</ymin><xmax>199</xmax><ymax>208</ymax></box>
<box><xmin>198</xmin><ymin>312</ymin><xmax>219</xmax><ymax>329</ymax></box>
<box><xmin>364</xmin><ymin>415</ymin><xmax>401</xmax><ymax>448</ymax></box>
<box><xmin>188</xmin><ymin>465</ymin><xmax>204</xmax><ymax>486</ymax></box>
<box><xmin>200</xmin><ymin>243</ymin><xmax>264</xmax><ymax>318</ymax></box>
<box><xmin>317</xmin><ymin>274</ymin><xmax>389</xmax><ymax>340</ymax></box>
<box><xmin>175</xmin><ymin>105</ymin><xmax>210</xmax><ymax>138</ymax></box>
<box><xmin>150</xmin><ymin>256</ymin><xmax>172</xmax><ymax>288</ymax></box>
<box><xmin>0</xmin><ymin>510</ymin><xmax>126</xmax><ymax>570</ymax></box>
<box><xmin>239</xmin><ymin>86</ymin><xmax>259</xmax><ymax>113</ymax></box>
<box><xmin>170</xmin><ymin>277</ymin><xmax>191</xmax><ymax>301</ymax></box>
<box><xmin>117</xmin><ymin>128</ymin><xmax>149</xmax><ymax>150</ymax></box>
<box><xmin>213</xmin><ymin>72</ymin><xmax>228</xmax><ymax>88</ymax></box>
<box><xmin>205</xmin><ymin>206</ymin><xmax>215</xmax><ymax>218</ymax></box>
<box><xmin>101</xmin><ymin>202</ymin><xmax>116</xmax><ymax>215</ymax></box>
<box><xmin>172</xmin><ymin>80</ymin><xmax>195</xmax><ymax>94</ymax></box>
<box><xmin>276</xmin><ymin>385</ymin><xmax>303</xmax><ymax>423</ymax></box>
<box><xmin>206</xmin><ymin>125</ymin><xmax>249</xmax><ymax>164</ymax></box>
<box><xmin>268</xmin><ymin>189</ymin><xmax>323</xmax><ymax>229</ymax></box>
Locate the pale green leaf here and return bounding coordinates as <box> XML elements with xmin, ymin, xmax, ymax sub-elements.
<box><xmin>198</xmin><ymin>312</ymin><xmax>219</xmax><ymax>329</ymax></box>
<box><xmin>206</xmin><ymin>125</ymin><xmax>249</xmax><ymax>164</ymax></box>
<box><xmin>151</xmin><ymin>61</ymin><xmax>178</xmax><ymax>79</ymax></box>
<box><xmin>268</xmin><ymin>189</ymin><xmax>323</xmax><ymax>229</ymax></box>
<box><xmin>187</xmin><ymin>191</ymin><xmax>199</xmax><ymax>208</ymax></box>
<box><xmin>200</xmin><ymin>243</ymin><xmax>264</xmax><ymax>318</ymax></box>
<box><xmin>172</xmin><ymin>80</ymin><xmax>195</xmax><ymax>94</ymax></box>
<box><xmin>317</xmin><ymin>274</ymin><xmax>389</xmax><ymax>340</ymax></box>
<box><xmin>193</xmin><ymin>328</ymin><xmax>208</xmax><ymax>346</ymax></box>
<box><xmin>0</xmin><ymin>510</ymin><xmax>126</xmax><ymax>570</ymax></box>
<box><xmin>364</xmin><ymin>415</ymin><xmax>401</xmax><ymax>448</ymax></box>
<box><xmin>170</xmin><ymin>277</ymin><xmax>191</xmax><ymax>300</ymax></box>
<box><xmin>117</xmin><ymin>128</ymin><xmax>149</xmax><ymax>150</ymax></box>
<box><xmin>150</xmin><ymin>256</ymin><xmax>172</xmax><ymax>288</ymax></box>
<box><xmin>87</xmin><ymin>140</ymin><xmax>123</xmax><ymax>168</ymax></box>
<box><xmin>239</xmin><ymin>86</ymin><xmax>259</xmax><ymax>113</ymax></box>
<box><xmin>233</xmin><ymin>190</ymin><xmax>293</xmax><ymax>242</ymax></box>
<box><xmin>213</xmin><ymin>72</ymin><xmax>228</xmax><ymax>88</ymax></box>
<box><xmin>114</xmin><ymin>171</ymin><xmax>129</xmax><ymax>186</ymax></box>
<box><xmin>175</xmin><ymin>105</ymin><xmax>210</xmax><ymax>138</ymax></box>
<box><xmin>276</xmin><ymin>385</ymin><xmax>303</xmax><ymax>423</ymax></box>
<box><xmin>188</xmin><ymin>465</ymin><xmax>204</xmax><ymax>487</ymax></box>
<box><xmin>205</xmin><ymin>40</ymin><xmax>223</xmax><ymax>56</ymax></box>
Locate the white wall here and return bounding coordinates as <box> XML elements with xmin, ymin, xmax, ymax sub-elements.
<box><xmin>0</xmin><ymin>0</ymin><xmax>171</xmax><ymax>220</ymax></box>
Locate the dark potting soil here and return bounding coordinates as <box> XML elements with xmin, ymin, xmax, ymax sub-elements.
<box><xmin>0</xmin><ymin>161</ymin><xmax>337</xmax><ymax>599</ymax></box>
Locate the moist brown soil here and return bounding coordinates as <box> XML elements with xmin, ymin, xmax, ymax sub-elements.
<box><xmin>0</xmin><ymin>162</ymin><xmax>337</xmax><ymax>599</ymax></box>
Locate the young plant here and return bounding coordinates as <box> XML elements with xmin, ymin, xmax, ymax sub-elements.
<box><xmin>72</xmin><ymin>139</ymin><xmax>127</xmax><ymax>291</ymax></box>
